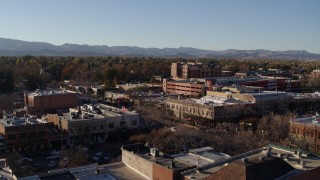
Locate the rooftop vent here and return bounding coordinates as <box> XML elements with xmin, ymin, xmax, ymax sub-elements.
<box><xmin>150</xmin><ymin>148</ymin><xmax>159</xmax><ymax>157</ymax></box>
<box><xmin>168</xmin><ymin>160</ymin><xmax>175</xmax><ymax>168</ymax></box>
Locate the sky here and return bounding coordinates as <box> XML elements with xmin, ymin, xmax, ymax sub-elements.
<box><xmin>0</xmin><ymin>0</ymin><xmax>319</xmax><ymax>53</ymax></box>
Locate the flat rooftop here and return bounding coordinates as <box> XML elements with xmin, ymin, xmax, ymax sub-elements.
<box><xmin>292</xmin><ymin>114</ymin><xmax>320</xmax><ymax>127</ymax></box>
<box><xmin>0</xmin><ymin>115</ymin><xmax>47</xmax><ymax>127</ymax></box>
<box><xmin>183</xmin><ymin>144</ymin><xmax>320</xmax><ymax>179</ymax></box>
<box><xmin>250</xmin><ymin>91</ymin><xmax>290</xmax><ymax>99</ymax></box>
<box><xmin>122</xmin><ymin>144</ymin><xmax>194</xmax><ymax>171</ymax></box>
<box><xmin>28</xmin><ymin>89</ymin><xmax>76</xmax><ymax>97</ymax></box>
<box><xmin>170</xmin><ymin>96</ymin><xmax>253</xmax><ymax>108</ymax></box>
<box><xmin>61</xmin><ymin>103</ymin><xmax>138</xmax><ymax>121</ymax></box>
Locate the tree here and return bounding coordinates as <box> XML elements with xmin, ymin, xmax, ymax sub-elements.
<box><xmin>0</xmin><ymin>69</ymin><xmax>14</xmax><ymax>93</ymax></box>
<box><xmin>60</xmin><ymin>146</ymin><xmax>89</xmax><ymax>167</ymax></box>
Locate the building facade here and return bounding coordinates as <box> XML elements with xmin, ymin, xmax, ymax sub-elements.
<box><xmin>45</xmin><ymin>104</ymin><xmax>139</xmax><ymax>146</ymax></box>
<box><xmin>0</xmin><ymin>114</ymin><xmax>50</xmax><ymax>152</ymax></box>
<box><xmin>238</xmin><ymin>77</ymin><xmax>301</xmax><ymax>92</ymax></box>
<box><xmin>166</xmin><ymin>96</ymin><xmax>254</xmax><ymax>125</ymax></box>
<box><xmin>25</xmin><ymin>90</ymin><xmax>78</xmax><ymax>115</ymax></box>
<box><xmin>310</xmin><ymin>69</ymin><xmax>320</xmax><ymax>79</ymax></box>
<box><xmin>289</xmin><ymin>113</ymin><xmax>320</xmax><ymax>155</ymax></box>
<box><xmin>206</xmin><ymin>90</ymin><xmax>291</xmax><ymax>115</ymax></box>
<box><xmin>163</xmin><ymin>79</ymin><xmax>207</xmax><ymax>97</ymax></box>
<box><xmin>171</xmin><ymin>62</ymin><xmax>222</xmax><ymax>79</ymax></box>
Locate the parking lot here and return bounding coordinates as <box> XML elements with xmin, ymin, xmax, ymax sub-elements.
<box><xmin>15</xmin><ymin>141</ymin><xmax>125</xmax><ymax>176</ymax></box>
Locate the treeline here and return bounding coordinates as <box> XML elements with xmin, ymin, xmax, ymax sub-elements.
<box><xmin>0</xmin><ymin>55</ymin><xmax>320</xmax><ymax>93</ymax></box>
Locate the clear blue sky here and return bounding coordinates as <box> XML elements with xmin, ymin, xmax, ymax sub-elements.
<box><xmin>0</xmin><ymin>0</ymin><xmax>319</xmax><ymax>53</ymax></box>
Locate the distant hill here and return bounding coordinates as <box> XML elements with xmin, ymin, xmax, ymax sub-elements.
<box><xmin>0</xmin><ymin>37</ymin><xmax>319</xmax><ymax>59</ymax></box>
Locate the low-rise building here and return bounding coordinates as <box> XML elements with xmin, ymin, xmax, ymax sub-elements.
<box><xmin>0</xmin><ymin>114</ymin><xmax>50</xmax><ymax>152</ymax></box>
<box><xmin>290</xmin><ymin>113</ymin><xmax>320</xmax><ymax>155</ymax></box>
<box><xmin>163</xmin><ymin>78</ymin><xmax>207</xmax><ymax>97</ymax></box>
<box><xmin>122</xmin><ymin>144</ymin><xmax>195</xmax><ymax>180</ymax></box>
<box><xmin>291</xmin><ymin>92</ymin><xmax>320</xmax><ymax>114</ymax></box>
<box><xmin>25</xmin><ymin>89</ymin><xmax>78</xmax><ymax>115</ymax></box>
<box><xmin>122</xmin><ymin>144</ymin><xmax>320</xmax><ymax>180</ymax></box>
<box><xmin>309</xmin><ymin>69</ymin><xmax>320</xmax><ymax>79</ymax></box>
<box><xmin>45</xmin><ymin>104</ymin><xmax>139</xmax><ymax>146</ymax></box>
<box><xmin>171</xmin><ymin>62</ymin><xmax>222</xmax><ymax>79</ymax></box>
<box><xmin>207</xmin><ymin>89</ymin><xmax>291</xmax><ymax>115</ymax></box>
<box><xmin>166</xmin><ymin>96</ymin><xmax>254</xmax><ymax>124</ymax></box>
<box><xmin>116</xmin><ymin>83</ymin><xmax>162</xmax><ymax>91</ymax></box>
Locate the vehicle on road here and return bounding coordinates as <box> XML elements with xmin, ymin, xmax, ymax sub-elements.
<box><xmin>59</xmin><ymin>157</ymin><xmax>69</xmax><ymax>167</ymax></box>
<box><xmin>46</xmin><ymin>154</ymin><xmax>60</xmax><ymax>160</ymax></box>
<box><xmin>19</xmin><ymin>157</ymin><xmax>32</xmax><ymax>165</ymax></box>
<box><xmin>47</xmin><ymin>161</ymin><xmax>57</xmax><ymax>168</ymax></box>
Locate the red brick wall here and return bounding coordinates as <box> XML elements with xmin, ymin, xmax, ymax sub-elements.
<box><xmin>29</xmin><ymin>93</ymin><xmax>77</xmax><ymax>111</ymax></box>
<box><xmin>153</xmin><ymin>163</ymin><xmax>175</xmax><ymax>180</ymax></box>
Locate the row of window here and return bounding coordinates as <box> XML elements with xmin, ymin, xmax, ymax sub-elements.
<box><xmin>69</xmin><ymin>120</ymin><xmax>138</xmax><ymax>133</ymax></box>
<box><xmin>167</xmin><ymin>84</ymin><xmax>203</xmax><ymax>89</ymax></box>
<box><xmin>167</xmin><ymin>104</ymin><xmax>212</xmax><ymax>117</ymax></box>
<box><xmin>166</xmin><ymin>88</ymin><xmax>201</xmax><ymax>94</ymax></box>
<box><xmin>291</xmin><ymin>127</ymin><xmax>320</xmax><ymax>139</ymax></box>
<box><xmin>7</xmin><ymin>131</ymin><xmax>46</xmax><ymax>141</ymax></box>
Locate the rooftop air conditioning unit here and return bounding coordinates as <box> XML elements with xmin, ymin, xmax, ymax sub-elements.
<box><xmin>150</xmin><ymin>148</ymin><xmax>159</xmax><ymax>157</ymax></box>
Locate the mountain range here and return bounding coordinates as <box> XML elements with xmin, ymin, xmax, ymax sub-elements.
<box><xmin>0</xmin><ymin>38</ymin><xmax>319</xmax><ymax>60</ymax></box>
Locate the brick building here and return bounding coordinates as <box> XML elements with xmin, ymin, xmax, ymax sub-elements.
<box><xmin>122</xmin><ymin>144</ymin><xmax>195</xmax><ymax>180</ymax></box>
<box><xmin>25</xmin><ymin>90</ymin><xmax>78</xmax><ymax>115</ymax></box>
<box><xmin>122</xmin><ymin>144</ymin><xmax>319</xmax><ymax>180</ymax></box>
<box><xmin>171</xmin><ymin>62</ymin><xmax>222</xmax><ymax>79</ymax></box>
<box><xmin>163</xmin><ymin>79</ymin><xmax>207</xmax><ymax>97</ymax></box>
<box><xmin>45</xmin><ymin>104</ymin><xmax>139</xmax><ymax>146</ymax></box>
<box><xmin>0</xmin><ymin>114</ymin><xmax>50</xmax><ymax>152</ymax></box>
<box><xmin>309</xmin><ymin>69</ymin><xmax>320</xmax><ymax>79</ymax></box>
<box><xmin>289</xmin><ymin>113</ymin><xmax>320</xmax><ymax>155</ymax></box>
<box><xmin>237</xmin><ymin>77</ymin><xmax>301</xmax><ymax>92</ymax></box>
<box><xmin>291</xmin><ymin>92</ymin><xmax>320</xmax><ymax>114</ymax></box>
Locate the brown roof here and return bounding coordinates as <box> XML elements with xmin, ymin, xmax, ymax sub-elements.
<box><xmin>206</xmin><ymin>157</ymin><xmax>294</xmax><ymax>180</ymax></box>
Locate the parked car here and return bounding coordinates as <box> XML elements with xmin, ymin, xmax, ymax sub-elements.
<box><xmin>47</xmin><ymin>161</ymin><xmax>57</xmax><ymax>168</ymax></box>
<box><xmin>46</xmin><ymin>154</ymin><xmax>60</xmax><ymax>160</ymax></box>
<box><xmin>32</xmin><ymin>163</ymin><xmax>42</xmax><ymax>171</ymax></box>
<box><xmin>103</xmin><ymin>153</ymin><xmax>111</xmax><ymax>161</ymax></box>
<box><xmin>49</xmin><ymin>150</ymin><xmax>60</xmax><ymax>156</ymax></box>
<box><xmin>59</xmin><ymin>157</ymin><xmax>69</xmax><ymax>167</ymax></box>
<box><xmin>19</xmin><ymin>157</ymin><xmax>32</xmax><ymax>165</ymax></box>
<box><xmin>92</xmin><ymin>152</ymin><xmax>103</xmax><ymax>162</ymax></box>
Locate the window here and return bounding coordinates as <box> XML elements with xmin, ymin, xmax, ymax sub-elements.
<box><xmin>38</xmin><ymin>131</ymin><xmax>45</xmax><ymax>137</ymax></box>
<box><xmin>29</xmin><ymin>132</ymin><xmax>36</xmax><ymax>139</ymax></box>
<box><xmin>8</xmin><ymin>134</ymin><xmax>16</xmax><ymax>140</ymax></box>
<box><xmin>120</xmin><ymin>121</ymin><xmax>126</xmax><ymax>127</ymax></box>
<box><xmin>93</xmin><ymin>126</ymin><xmax>96</xmax><ymax>131</ymax></box>
<box><xmin>132</xmin><ymin>120</ymin><xmax>137</xmax><ymax>126</ymax></box>
<box><xmin>100</xmin><ymin>125</ymin><xmax>104</xmax><ymax>130</ymax></box>
<box><xmin>109</xmin><ymin>123</ymin><xmax>115</xmax><ymax>128</ymax></box>
<box><xmin>18</xmin><ymin>133</ymin><xmax>26</xmax><ymax>139</ymax></box>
